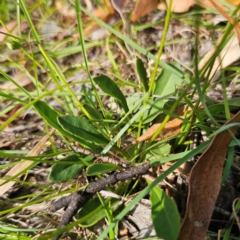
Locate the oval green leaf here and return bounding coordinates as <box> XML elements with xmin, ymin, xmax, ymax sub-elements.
<box><xmin>144</xmin><ymin>63</ymin><xmax>184</xmax><ymax>123</ymax></box>
<box><xmin>94</xmin><ymin>75</ymin><xmax>129</xmax><ymax>113</ymax></box>
<box><xmin>150</xmin><ymin>185</ymin><xmax>180</xmax><ymax>240</ymax></box>
<box><xmin>83</xmin><ymin>104</ymin><xmax>102</xmax><ymax>119</ymax></box>
<box><xmin>78</xmin><ymin>198</ymin><xmax>108</xmax><ymax>227</ymax></box>
<box><xmin>33</xmin><ymin>100</ymin><xmax>62</xmax><ymax>131</ymax></box>
<box><xmin>49</xmin><ymin>155</ymin><xmax>85</xmax><ymax>182</ymax></box>
<box><xmin>57</xmin><ymin>115</ymin><xmax>109</xmax><ymax>144</ymax></box>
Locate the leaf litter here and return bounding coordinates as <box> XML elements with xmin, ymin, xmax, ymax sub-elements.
<box><xmin>178</xmin><ymin>111</ymin><xmax>240</xmax><ymax>240</ymax></box>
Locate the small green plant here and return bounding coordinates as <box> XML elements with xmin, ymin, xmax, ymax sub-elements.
<box><xmin>1</xmin><ymin>0</ymin><xmax>240</xmax><ymax>239</ymax></box>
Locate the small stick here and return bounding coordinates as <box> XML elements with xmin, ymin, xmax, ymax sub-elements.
<box><xmin>49</xmin><ymin>163</ymin><xmax>150</xmax><ymax>240</ymax></box>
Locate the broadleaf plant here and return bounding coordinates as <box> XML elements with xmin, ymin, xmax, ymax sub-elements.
<box><xmin>93</xmin><ymin>74</ymin><xmax>129</xmax><ymax>113</ymax></box>
<box><xmin>150</xmin><ymin>182</ymin><xmax>181</xmax><ymax>240</ymax></box>
<box><xmin>49</xmin><ymin>154</ymin><xmax>92</xmax><ymax>182</ymax></box>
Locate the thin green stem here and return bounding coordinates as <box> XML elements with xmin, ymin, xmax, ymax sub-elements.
<box><xmin>137</xmin><ymin>0</ymin><xmax>173</xmax><ymax>140</ymax></box>
<box><xmin>75</xmin><ymin>0</ymin><xmax>106</xmax><ymax>119</ymax></box>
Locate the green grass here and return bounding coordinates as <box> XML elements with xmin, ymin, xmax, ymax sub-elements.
<box><xmin>0</xmin><ymin>0</ymin><xmax>240</xmax><ymax>239</ymax></box>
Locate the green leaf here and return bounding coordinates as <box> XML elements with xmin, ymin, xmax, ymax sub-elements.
<box><xmin>150</xmin><ymin>185</ymin><xmax>180</xmax><ymax>240</ymax></box>
<box><xmin>0</xmin><ymin>233</ymin><xmax>31</xmax><ymax>240</ymax></box>
<box><xmin>81</xmin><ymin>86</ymin><xmax>102</xmax><ymax>119</ymax></box>
<box><xmin>199</xmin><ymin>103</ymin><xmax>240</xmax><ymax>119</ymax></box>
<box><xmin>34</xmin><ymin>101</ymin><xmax>86</xmax><ymax>143</ymax></box>
<box><xmin>33</xmin><ymin>100</ymin><xmax>62</xmax><ymax>131</ymax></box>
<box><xmin>94</xmin><ymin>75</ymin><xmax>129</xmax><ymax>113</ymax></box>
<box><xmin>86</xmin><ymin>163</ymin><xmax>121</xmax><ymax>176</ymax></box>
<box><xmin>81</xmin><ymin>85</ymin><xmax>97</xmax><ymax>105</ymax></box>
<box><xmin>136</xmin><ymin>57</ymin><xmax>149</xmax><ymax>91</ymax></box>
<box><xmin>147</xmin><ymin>144</ymin><xmax>171</xmax><ymax>162</ymax></box>
<box><xmin>49</xmin><ymin>155</ymin><xmax>86</xmax><ymax>182</ymax></box>
<box><xmin>228</xmin><ymin>97</ymin><xmax>240</xmax><ymax>107</ymax></box>
<box><xmin>154</xmin><ymin>64</ymin><xmax>183</xmax><ymax>96</ymax></box>
<box><xmin>34</xmin><ymin>101</ymin><xmax>99</xmax><ymax>149</ymax></box>
<box><xmin>57</xmin><ymin>115</ymin><xmax>109</xmax><ymax>144</ymax></box>
<box><xmin>126</xmin><ymin>93</ymin><xmax>152</xmax><ymax>123</ymax></box>
<box><xmin>78</xmin><ymin>194</ymin><xmax>120</xmax><ymax>227</ymax></box>
<box><xmin>83</xmin><ymin>104</ymin><xmax>103</xmax><ymax>119</ymax></box>
<box><xmin>144</xmin><ymin>63</ymin><xmax>184</xmax><ymax>123</ymax></box>
<box><xmin>6</xmin><ymin>40</ymin><xmax>22</xmax><ymax>50</ymax></box>
<box><xmin>78</xmin><ymin>198</ymin><xmax>109</xmax><ymax>227</ymax></box>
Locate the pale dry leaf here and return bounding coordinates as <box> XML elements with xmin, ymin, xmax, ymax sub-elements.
<box><xmin>0</xmin><ymin>20</ymin><xmax>28</xmax><ymax>41</ymax></box>
<box><xmin>39</xmin><ymin>21</ymin><xmax>62</xmax><ymax>39</ymax></box>
<box><xmin>55</xmin><ymin>1</ymin><xmax>76</xmax><ymax>23</ymax></box>
<box><xmin>131</xmin><ymin>0</ymin><xmax>159</xmax><ymax>22</ymax></box>
<box><xmin>158</xmin><ymin>0</ymin><xmax>226</xmax><ymax>13</ymax></box>
<box><xmin>134</xmin><ymin>104</ymin><xmax>192</xmax><ymax>144</ymax></box>
<box><xmin>111</xmin><ymin>0</ymin><xmax>125</xmax><ymax>10</ymax></box>
<box><xmin>84</xmin><ymin>0</ymin><xmax>115</xmax><ymax>36</ymax></box>
<box><xmin>111</xmin><ymin>0</ymin><xmax>134</xmax><ymax>54</ymax></box>
<box><xmin>158</xmin><ymin>0</ymin><xmax>195</xmax><ymax>13</ymax></box>
<box><xmin>0</xmin><ymin>129</ymin><xmax>55</xmax><ymax>196</ymax></box>
<box><xmin>0</xmin><ymin>71</ymin><xmax>32</xmax><ymax>90</ymax></box>
<box><xmin>198</xmin><ymin>35</ymin><xmax>240</xmax><ymax>81</ymax></box>
<box><xmin>123</xmin><ymin>198</ymin><xmax>156</xmax><ymax>239</ymax></box>
<box><xmin>178</xmin><ymin>111</ymin><xmax>240</xmax><ymax>240</ymax></box>
<box><xmin>209</xmin><ymin>0</ymin><xmax>240</xmax><ymax>42</ymax></box>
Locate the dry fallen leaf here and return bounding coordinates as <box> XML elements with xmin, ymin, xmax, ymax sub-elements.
<box><xmin>0</xmin><ymin>129</ymin><xmax>54</xmax><ymax>196</ymax></box>
<box><xmin>55</xmin><ymin>1</ymin><xmax>76</xmax><ymax>24</ymax></box>
<box><xmin>157</xmin><ymin>0</ymin><xmax>227</xmax><ymax>13</ymax></box>
<box><xmin>83</xmin><ymin>0</ymin><xmax>115</xmax><ymax>36</ymax></box>
<box><xmin>158</xmin><ymin>0</ymin><xmax>196</xmax><ymax>13</ymax></box>
<box><xmin>0</xmin><ymin>71</ymin><xmax>32</xmax><ymax>90</ymax></box>
<box><xmin>0</xmin><ymin>20</ymin><xmax>28</xmax><ymax>41</ymax></box>
<box><xmin>135</xmin><ymin>104</ymin><xmax>193</xmax><ymax>144</ymax></box>
<box><xmin>131</xmin><ymin>0</ymin><xmax>159</xmax><ymax>23</ymax></box>
<box><xmin>209</xmin><ymin>0</ymin><xmax>240</xmax><ymax>42</ymax></box>
<box><xmin>198</xmin><ymin>35</ymin><xmax>240</xmax><ymax>81</ymax></box>
<box><xmin>178</xmin><ymin>111</ymin><xmax>240</xmax><ymax>240</ymax></box>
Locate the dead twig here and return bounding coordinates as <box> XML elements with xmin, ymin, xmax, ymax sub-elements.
<box><xmin>49</xmin><ymin>163</ymin><xmax>150</xmax><ymax>240</ymax></box>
